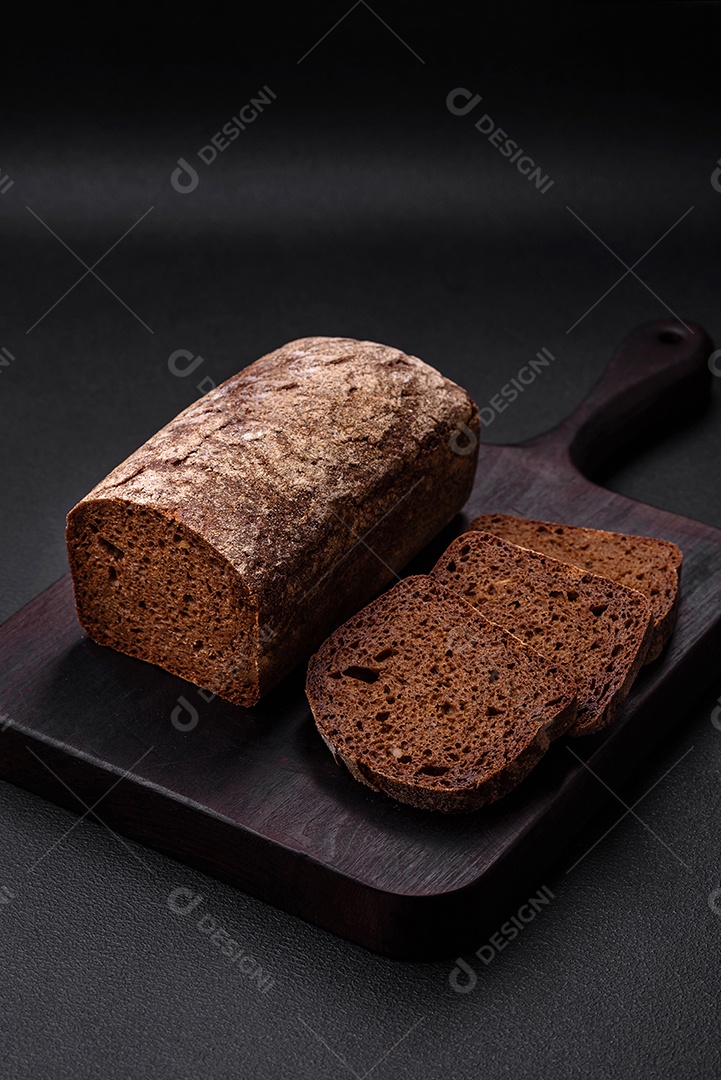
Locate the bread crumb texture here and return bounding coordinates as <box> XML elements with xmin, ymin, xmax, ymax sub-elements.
<box><xmin>306</xmin><ymin>575</ymin><xmax>578</xmax><ymax>812</ymax></box>
<box><xmin>433</xmin><ymin>531</ymin><xmax>653</xmax><ymax>735</ymax></box>
<box><xmin>469</xmin><ymin>513</ymin><xmax>682</xmax><ymax>662</ymax></box>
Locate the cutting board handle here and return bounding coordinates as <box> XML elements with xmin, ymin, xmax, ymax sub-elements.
<box><xmin>523</xmin><ymin>319</ymin><xmax>714</xmax><ymax>474</ymax></box>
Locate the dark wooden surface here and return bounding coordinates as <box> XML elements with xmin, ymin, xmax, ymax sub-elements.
<box><xmin>1</xmin><ymin>318</ymin><xmax>720</xmax><ymax>960</ymax></box>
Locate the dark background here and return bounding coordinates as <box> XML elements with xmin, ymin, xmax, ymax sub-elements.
<box><xmin>2</xmin><ymin>3</ymin><xmax>721</xmax><ymax>1076</ymax></box>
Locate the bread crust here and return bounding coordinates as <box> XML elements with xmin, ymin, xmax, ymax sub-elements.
<box><xmin>324</xmin><ymin>699</ymin><xmax>577</xmax><ymax>812</ymax></box>
<box><xmin>67</xmin><ymin>337</ymin><xmax>478</xmax><ymax>705</ymax></box>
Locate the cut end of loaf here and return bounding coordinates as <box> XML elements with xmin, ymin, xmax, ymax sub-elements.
<box><xmin>306</xmin><ymin>575</ymin><xmax>578</xmax><ymax>813</ymax></box>
<box><xmin>66</xmin><ymin>498</ymin><xmax>260</xmax><ymax>706</ymax></box>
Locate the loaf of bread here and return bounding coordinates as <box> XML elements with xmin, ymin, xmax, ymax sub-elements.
<box><xmin>468</xmin><ymin>513</ymin><xmax>682</xmax><ymax>662</ymax></box>
<box><xmin>306</xmin><ymin>576</ymin><xmax>578</xmax><ymax>812</ymax></box>
<box><xmin>66</xmin><ymin>337</ymin><xmax>478</xmax><ymax>706</ymax></box>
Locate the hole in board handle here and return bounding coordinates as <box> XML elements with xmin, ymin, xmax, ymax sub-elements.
<box><xmin>658</xmin><ymin>330</ymin><xmax>683</xmax><ymax>344</ymax></box>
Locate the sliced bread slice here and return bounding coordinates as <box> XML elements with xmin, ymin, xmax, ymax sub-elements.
<box><xmin>306</xmin><ymin>575</ymin><xmax>578</xmax><ymax>813</ymax></box>
<box><xmin>469</xmin><ymin>514</ymin><xmax>682</xmax><ymax>663</ymax></box>
<box><xmin>432</xmin><ymin>532</ymin><xmax>653</xmax><ymax>736</ymax></box>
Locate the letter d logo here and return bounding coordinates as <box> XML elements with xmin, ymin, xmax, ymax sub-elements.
<box><xmin>707</xmin><ymin>351</ymin><xmax>721</xmax><ymax>379</ymax></box>
<box><xmin>449</xmin><ymin>957</ymin><xmax>477</xmax><ymax>993</ymax></box>
<box><xmin>167</xmin><ymin>887</ymin><xmax>203</xmax><ymax>915</ymax></box>
<box><xmin>446</xmin><ymin>88</ymin><xmax>482</xmax><ymax>116</ymax></box>
<box><xmin>171</xmin><ymin>157</ymin><xmax>200</xmax><ymax>194</ymax></box>
<box><xmin>168</xmin><ymin>351</ymin><xmax>205</xmax><ymax>378</ymax></box>
<box><xmin>711</xmin><ymin>159</ymin><xmax>721</xmax><ymax>193</ymax></box>
<box><xmin>449</xmin><ymin>421</ymin><xmax>478</xmax><ymax>456</ymax></box>
<box><xmin>171</xmin><ymin>695</ymin><xmax>200</xmax><ymax>731</ymax></box>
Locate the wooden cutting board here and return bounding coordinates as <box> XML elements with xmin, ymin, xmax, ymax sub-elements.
<box><xmin>2</xmin><ymin>318</ymin><xmax>720</xmax><ymax>960</ymax></box>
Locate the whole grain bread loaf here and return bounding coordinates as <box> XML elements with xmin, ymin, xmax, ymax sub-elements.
<box><xmin>432</xmin><ymin>531</ymin><xmax>653</xmax><ymax>735</ymax></box>
<box><xmin>469</xmin><ymin>513</ymin><xmax>682</xmax><ymax>662</ymax></box>
<box><xmin>66</xmin><ymin>337</ymin><xmax>478</xmax><ymax>706</ymax></box>
<box><xmin>306</xmin><ymin>575</ymin><xmax>578</xmax><ymax>812</ymax></box>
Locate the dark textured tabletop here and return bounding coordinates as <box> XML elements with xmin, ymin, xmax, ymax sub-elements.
<box><xmin>2</xmin><ymin>5</ymin><xmax>721</xmax><ymax>1077</ymax></box>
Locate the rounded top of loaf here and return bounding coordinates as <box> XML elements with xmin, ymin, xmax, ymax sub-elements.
<box><xmin>71</xmin><ymin>336</ymin><xmax>478</xmax><ymax>603</ymax></box>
